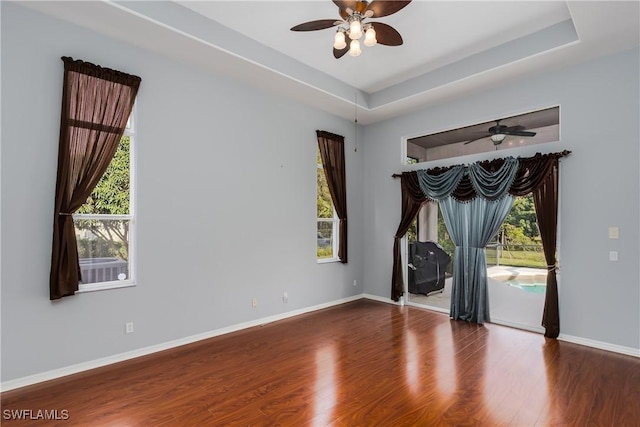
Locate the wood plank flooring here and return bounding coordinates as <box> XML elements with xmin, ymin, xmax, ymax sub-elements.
<box><xmin>2</xmin><ymin>299</ymin><xmax>639</xmax><ymax>426</ymax></box>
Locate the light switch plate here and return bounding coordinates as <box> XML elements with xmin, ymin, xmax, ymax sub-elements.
<box><xmin>608</xmin><ymin>227</ymin><xmax>619</xmax><ymax>239</ymax></box>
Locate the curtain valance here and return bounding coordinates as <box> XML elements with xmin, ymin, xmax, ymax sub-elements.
<box><xmin>416</xmin><ymin>165</ymin><xmax>465</xmax><ymax>201</ymax></box>
<box><xmin>400</xmin><ymin>150</ymin><xmax>570</xmax><ymax>203</ymax></box>
<box><xmin>417</xmin><ymin>157</ymin><xmax>520</xmax><ymax>202</ymax></box>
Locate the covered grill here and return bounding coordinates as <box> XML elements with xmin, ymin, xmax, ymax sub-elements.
<box><xmin>408</xmin><ymin>241</ymin><xmax>451</xmax><ymax>296</ymax></box>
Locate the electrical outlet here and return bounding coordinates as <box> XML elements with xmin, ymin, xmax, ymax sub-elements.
<box><xmin>125</xmin><ymin>322</ymin><xmax>134</xmax><ymax>334</ymax></box>
<box><xmin>608</xmin><ymin>227</ymin><xmax>619</xmax><ymax>239</ymax></box>
<box><xmin>609</xmin><ymin>251</ymin><xmax>618</xmax><ymax>261</ymax></box>
<box><xmin>252</xmin><ymin>297</ymin><xmax>258</xmax><ymax>307</ymax></box>
<box><xmin>283</xmin><ymin>292</ymin><xmax>288</xmax><ymax>303</ymax></box>
<box><xmin>353</xmin><ymin>279</ymin><xmax>357</xmax><ymax>287</ymax></box>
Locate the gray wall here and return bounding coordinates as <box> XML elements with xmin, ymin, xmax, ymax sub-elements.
<box><xmin>362</xmin><ymin>47</ymin><xmax>640</xmax><ymax>350</ymax></box>
<box><xmin>1</xmin><ymin>3</ymin><xmax>364</xmax><ymax>382</ymax></box>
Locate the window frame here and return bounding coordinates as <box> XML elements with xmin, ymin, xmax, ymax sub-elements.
<box><xmin>74</xmin><ymin>107</ymin><xmax>136</xmax><ymax>293</ymax></box>
<box><xmin>317</xmin><ymin>158</ymin><xmax>340</xmax><ymax>263</ymax></box>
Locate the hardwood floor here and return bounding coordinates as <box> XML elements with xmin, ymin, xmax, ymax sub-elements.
<box><xmin>2</xmin><ymin>299</ymin><xmax>639</xmax><ymax>426</ymax></box>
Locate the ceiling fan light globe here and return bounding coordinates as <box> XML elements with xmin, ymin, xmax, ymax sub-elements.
<box><xmin>491</xmin><ymin>134</ymin><xmax>506</xmax><ymax>144</ymax></box>
<box><xmin>349</xmin><ymin>39</ymin><xmax>362</xmax><ymax>56</ymax></box>
<box><xmin>364</xmin><ymin>27</ymin><xmax>377</xmax><ymax>46</ymax></box>
<box><xmin>349</xmin><ymin>19</ymin><xmax>363</xmax><ymax>40</ymax></box>
<box><xmin>333</xmin><ymin>31</ymin><xmax>347</xmax><ymax>50</ymax></box>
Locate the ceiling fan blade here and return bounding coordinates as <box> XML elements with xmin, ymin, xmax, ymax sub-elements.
<box><xmin>371</xmin><ymin>22</ymin><xmax>403</xmax><ymax>46</ymax></box>
<box><xmin>333</xmin><ymin>44</ymin><xmax>349</xmax><ymax>59</ymax></box>
<box><xmin>291</xmin><ymin>20</ymin><xmax>339</xmax><ymax>31</ymax></box>
<box><xmin>333</xmin><ymin>0</ymin><xmax>358</xmax><ymax>10</ymax></box>
<box><xmin>464</xmin><ymin>135</ymin><xmax>491</xmax><ymax>145</ymax></box>
<box><xmin>366</xmin><ymin>0</ymin><xmax>412</xmax><ymax>18</ymax></box>
<box><xmin>504</xmin><ymin>130</ymin><xmax>536</xmax><ymax>137</ymax></box>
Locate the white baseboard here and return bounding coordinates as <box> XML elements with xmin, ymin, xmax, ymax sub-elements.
<box><xmin>1</xmin><ymin>294</ymin><xmax>364</xmax><ymax>393</ymax></box>
<box><xmin>405</xmin><ymin>300</ymin><xmax>450</xmax><ymax>315</ymax></box>
<box><xmin>362</xmin><ymin>293</ymin><xmax>400</xmax><ymax>305</ymax></box>
<box><xmin>558</xmin><ymin>333</ymin><xmax>640</xmax><ymax>358</ymax></box>
<box><xmin>490</xmin><ymin>318</ymin><xmax>545</xmax><ymax>334</ymax></box>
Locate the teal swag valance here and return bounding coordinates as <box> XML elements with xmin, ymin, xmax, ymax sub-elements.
<box><xmin>416</xmin><ymin>165</ymin><xmax>465</xmax><ymax>201</ymax></box>
<box><xmin>417</xmin><ymin>156</ymin><xmax>519</xmax><ymax>202</ymax></box>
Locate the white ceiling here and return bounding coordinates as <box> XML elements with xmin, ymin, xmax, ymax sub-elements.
<box><xmin>179</xmin><ymin>1</ymin><xmax>572</xmax><ymax>93</ymax></box>
<box><xmin>22</xmin><ymin>1</ymin><xmax>640</xmax><ymax>124</ymax></box>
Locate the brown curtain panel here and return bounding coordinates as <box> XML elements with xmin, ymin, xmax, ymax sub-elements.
<box><xmin>391</xmin><ymin>172</ymin><xmax>427</xmax><ymax>301</ymax></box>
<box><xmin>532</xmin><ymin>158</ymin><xmax>560</xmax><ymax>338</ymax></box>
<box><xmin>49</xmin><ymin>57</ymin><xmax>141</xmax><ymax>300</ymax></box>
<box><xmin>510</xmin><ymin>153</ymin><xmax>563</xmax><ymax>337</ymax></box>
<box><xmin>317</xmin><ymin>130</ymin><xmax>348</xmax><ymax>263</ymax></box>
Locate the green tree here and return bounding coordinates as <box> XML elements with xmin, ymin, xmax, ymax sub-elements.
<box><xmin>317</xmin><ymin>169</ymin><xmax>333</xmax><ymax>219</ymax></box>
<box><xmin>505</xmin><ymin>196</ymin><xmax>538</xmax><ymax>236</ymax></box>
<box><xmin>79</xmin><ymin>136</ymin><xmax>130</xmax><ymax>215</ymax></box>
<box><xmin>501</xmin><ymin>223</ymin><xmax>530</xmax><ymax>246</ymax></box>
<box><xmin>501</xmin><ymin>195</ymin><xmax>539</xmax><ymax>245</ymax></box>
<box><xmin>316</xmin><ymin>149</ymin><xmax>334</xmax><ymax>218</ymax></box>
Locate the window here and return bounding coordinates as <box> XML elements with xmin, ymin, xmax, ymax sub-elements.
<box><xmin>74</xmin><ymin>112</ymin><xmax>135</xmax><ymax>291</ymax></box>
<box><xmin>405</xmin><ymin>106</ymin><xmax>560</xmax><ymax>164</ymax></box>
<box><xmin>317</xmin><ymin>149</ymin><xmax>339</xmax><ymax>261</ymax></box>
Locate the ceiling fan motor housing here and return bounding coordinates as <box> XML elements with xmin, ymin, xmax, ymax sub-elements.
<box><xmin>489</xmin><ymin>124</ymin><xmax>508</xmax><ymax>134</ymax></box>
<box><xmin>340</xmin><ymin>1</ymin><xmax>369</xmax><ymax>19</ymax></box>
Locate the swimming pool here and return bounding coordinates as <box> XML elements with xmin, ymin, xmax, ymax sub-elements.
<box><xmin>489</xmin><ymin>270</ymin><xmax>547</xmax><ymax>294</ymax></box>
<box><xmin>507</xmin><ymin>281</ymin><xmax>547</xmax><ymax>294</ymax></box>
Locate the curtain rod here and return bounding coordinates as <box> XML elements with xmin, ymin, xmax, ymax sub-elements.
<box><xmin>392</xmin><ymin>150</ymin><xmax>571</xmax><ymax>178</ymax></box>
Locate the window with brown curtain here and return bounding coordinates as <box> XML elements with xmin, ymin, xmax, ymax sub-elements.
<box><xmin>316</xmin><ymin>130</ymin><xmax>348</xmax><ymax>263</ymax></box>
<box><xmin>49</xmin><ymin>57</ymin><xmax>141</xmax><ymax>300</ymax></box>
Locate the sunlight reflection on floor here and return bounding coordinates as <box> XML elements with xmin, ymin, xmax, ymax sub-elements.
<box><xmin>313</xmin><ymin>344</ymin><xmax>337</xmax><ymax>426</ymax></box>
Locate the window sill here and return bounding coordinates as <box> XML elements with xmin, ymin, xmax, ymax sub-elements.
<box><xmin>317</xmin><ymin>258</ymin><xmax>340</xmax><ymax>264</ymax></box>
<box><xmin>77</xmin><ymin>280</ymin><xmax>136</xmax><ymax>294</ymax></box>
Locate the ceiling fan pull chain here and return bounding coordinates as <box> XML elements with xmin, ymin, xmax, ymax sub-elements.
<box><xmin>354</xmin><ymin>92</ymin><xmax>358</xmax><ymax>152</ymax></box>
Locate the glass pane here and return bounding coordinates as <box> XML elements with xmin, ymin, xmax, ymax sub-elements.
<box><xmin>488</xmin><ymin>195</ymin><xmax>545</xmax><ymax>268</ymax></box>
<box><xmin>317</xmin><ymin>221</ymin><xmax>334</xmax><ymax>259</ymax></box>
<box><xmin>75</xmin><ymin>219</ymin><xmax>130</xmax><ymax>284</ymax></box>
<box><xmin>317</xmin><ymin>167</ymin><xmax>334</xmax><ymax>219</ymax></box>
<box><xmin>407</xmin><ymin>217</ymin><xmax>417</xmax><ymax>243</ymax></box>
<box><xmin>77</xmin><ymin>136</ymin><xmax>130</xmax><ymax>215</ymax></box>
<box><xmin>437</xmin><ymin>204</ymin><xmax>456</xmax><ymax>275</ymax></box>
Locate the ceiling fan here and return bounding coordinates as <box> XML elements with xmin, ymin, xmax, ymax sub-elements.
<box><xmin>464</xmin><ymin>120</ymin><xmax>537</xmax><ymax>146</ymax></box>
<box><xmin>290</xmin><ymin>1</ymin><xmax>411</xmax><ymax>58</ymax></box>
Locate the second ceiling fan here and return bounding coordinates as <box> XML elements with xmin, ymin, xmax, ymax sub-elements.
<box><xmin>290</xmin><ymin>1</ymin><xmax>412</xmax><ymax>58</ymax></box>
<box><xmin>464</xmin><ymin>120</ymin><xmax>537</xmax><ymax>146</ymax></box>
